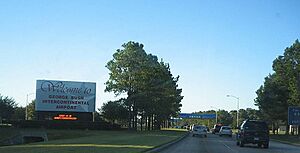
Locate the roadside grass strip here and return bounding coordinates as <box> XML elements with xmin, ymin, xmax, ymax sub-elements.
<box><xmin>2</xmin><ymin>144</ymin><xmax>154</xmax><ymax>149</ymax></box>
<box><xmin>0</xmin><ymin>129</ymin><xmax>186</xmax><ymax>153</ymax></box>
<box><xmin>270</xmin><ymin>134</ymin><xmax>300</xmax><ymax>146</ymax></box>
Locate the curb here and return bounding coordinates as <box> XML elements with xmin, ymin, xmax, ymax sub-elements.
<box><xmin>144</xmin><ymin>132</ymin><xmax>190</xmax><ymax>153</ymax></box>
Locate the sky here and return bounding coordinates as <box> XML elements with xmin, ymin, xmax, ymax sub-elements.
<box><xmin>0</xmin><ymin>0</ymin><xmax>300</xmax><ymax>113</ymax></box>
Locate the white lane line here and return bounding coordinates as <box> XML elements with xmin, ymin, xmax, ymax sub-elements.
<box><xmin>219</xmin><ymin>140</ymin><xmax>238</xmax><ymax>153</ymax></box>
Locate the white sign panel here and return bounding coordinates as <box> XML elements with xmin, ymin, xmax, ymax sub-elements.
<box><xmin>36</xmin><ymin>80</ymin><xmax>96</xmax><ymax>112</ymax></box>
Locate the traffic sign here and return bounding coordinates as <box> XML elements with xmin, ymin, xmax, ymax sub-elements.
<box><xmin>288</xmin><ymin>106</ymin><xmax>300</xmax><ymax>125</ymax></box>
<box><xmin>179</xmin><ymin>113</ymin><xmax>216</xmax><ymax>119</ymax></box>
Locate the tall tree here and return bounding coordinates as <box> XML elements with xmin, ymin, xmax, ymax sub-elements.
<box><xmin>12</xmin><ymin>107</ymin><xmax>25</xmax><ymax>120</ymax></box>
<box><xmin>0</xmin><ymin>94</ymin><xmax>17</xmax><ymax>121</ymax></box>
<box><xmin>255</xmin><ymin>74</ymin><xmax>289</xmax><ymax>122</ymax></box>
<box><xmin>278</xmin><ymin>40</ymin><xmax>300</xmax><ymax>106</ymax></box>
<box><xmin>105</xmin><ymin>41</ymin><xmax>150</xmax><ymax>129</ymax></box>
<box><xmin>255</xmin><ymin>40</ymin><xmax>300</xmax><ymax>134</ymax></box>
<box><xmin>27</xmin><ymin>99</ymin><xmax>37</xmax><ymax>120</ymax></box>
<box><xmin>105</xmin><ymin>41</ymin><xmax>183</xmax><ymax>130</ymax></box>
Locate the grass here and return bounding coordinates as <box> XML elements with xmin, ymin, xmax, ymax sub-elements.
<box><xmin>270</xmin><ymin>132</ymin><xmax>300</xmax><ymax>146</ymax></box>
<box><xmin>161</xmin><ymin>128</ymin><xmax>188</xmax><ymax>132</ymax></box>
<box><xmin>0</xmin><ymin>128</ymin><xmax>187</xmax><ymax>153</ymax></box>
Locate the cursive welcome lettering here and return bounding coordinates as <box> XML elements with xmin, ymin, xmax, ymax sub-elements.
<box><xmin>40</xmin><ymin>81</ymin><xmax>91</xmax><ymax>94</ymax></box>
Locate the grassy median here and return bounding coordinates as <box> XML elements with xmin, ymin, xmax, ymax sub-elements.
<box><xmin>0</xmin><ymin>128</ymin><xmax>186</xmax><ymax>153</ymax></box>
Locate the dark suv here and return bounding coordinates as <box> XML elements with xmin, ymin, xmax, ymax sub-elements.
<box><xmin>236</xmin><ymin>120</ymin><xmax>269</xmax><ymax>148</ymax></box>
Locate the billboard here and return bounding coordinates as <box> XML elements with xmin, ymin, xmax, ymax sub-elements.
<box><xmin>36</xmin><ymin>80</ymin><xmax>96</xmax><ymax>112</ymax></box>
<box><xmin>288</xmin><ymin>106</ymin><xmax>300</xmax><ymax>125</ymax></box>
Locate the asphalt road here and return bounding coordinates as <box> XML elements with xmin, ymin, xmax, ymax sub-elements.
<box><xmin>160</xmin><ymin>133</ymin><xmax>300</xmax><ymax>153</ymax></box>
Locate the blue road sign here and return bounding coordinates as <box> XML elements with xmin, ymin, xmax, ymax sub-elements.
<box><xmin>288</xmin><ymin>106</ymin><xmax>300</xmax><ymax>125</ymax></box>
<box><xmin>179</xmin><ymin>113</ymin><xmax>216</xmax><ymax>119</ymax></box>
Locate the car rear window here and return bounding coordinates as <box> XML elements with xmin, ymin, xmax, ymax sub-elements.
<box><xmin>222</xmin><ymin>127</ymin><xmax>231</xmax><ymax>130</ymax></box>
<box><xmin>194</xmin><ymin>126</ymin><xmax>205</xmax><ymax>129</ymax></box>
<box><xmin>244</xmin><ymin>121</ymin><xmax>268</xmax><ymax>130</ymax></box>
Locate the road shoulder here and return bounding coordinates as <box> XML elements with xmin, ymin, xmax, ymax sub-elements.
<box><xmin>144</xmin><ymin>132</ymin><xmax>190</xmax><ymax>153</ymax></box>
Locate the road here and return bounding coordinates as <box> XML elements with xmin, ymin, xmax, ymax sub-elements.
<box><xmin>160</xmin><ymin>133</ymin><xmax>300</xmax><ymax>153</ymax></box>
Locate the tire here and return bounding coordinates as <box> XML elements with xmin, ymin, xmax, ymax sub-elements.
<box><xmin>240</xmin><ymin>141</ymin><xmax>244</xmax><ymax>147</ymax></box>
<box><xmin>263</xmin><ymin>143</ymin><xmax>269</xmax><ymax>149</ymax></box>
<box><xmin>258</xmin><ymin>143</ymin><xmax>262</xmax><ymax>148</ymax></box>
<box><xmin>236</xmin><ymin>141</ymin><xmax>240</xmax><ymax>146</ymax></box>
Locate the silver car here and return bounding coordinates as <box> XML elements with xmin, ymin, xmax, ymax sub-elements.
<box><xmin>219</xmin><ymin>126</ymin><xmax>232</xmax><ymax>137</ymax></box>
<box><xmin>192</xmin><ymin>125</ymin><xmax>207</xmax><ymax>137</ymax></box>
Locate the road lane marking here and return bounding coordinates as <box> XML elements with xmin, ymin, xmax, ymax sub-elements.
<box><xmin>218</xmin><ymin>140</ymin><xmax>238</xmax><ymax>153</ymax></box>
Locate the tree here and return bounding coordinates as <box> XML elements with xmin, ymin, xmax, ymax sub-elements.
<box><xmin>245</xmin><ymin>108</ymin><xmax>261</xmax><ymax>120</ymax></box>
<box><xmin>276</xmin><ymin>40</ymin><xmax>300</xmax><ymax>106</ymax></box>
<box><xmin>93</xmin><ymin>111</ymin><xmax>105</xmax><ymax>122</ymax></box>
<box><xmin>101</xmin><ymin>99</ymin><xmax>128</xmax><ymax>124</ymax></box>
<box><xmin>217</xmin><ymin>110</ymin><xmax>232</xmax><ymax>126</ymax></box>
<box><xmin>11</xmin><ymin>107</ymin><xmax>25</xmax><ymax>120</ymax></box>
<box><xmin>27</xmin><ymin>99</ymin><xmax>37</xmax><ymax>120</ymax></box>
<box><xmin>105</xmin><ymin>41</ymin><xmax>150</xmax><ymax>130</ymax></box>
<box><xmin>255</xmin><ymin>40</ymin><xmax>300</xmax><ymax>134</ymax></box>
<box><xmin>0</xmin><ymin>94</ymin><xmax>17</xmax><ymax>121</ymax></box>
<box><xmin>105</xmin><ymin>41</ymin><xmax>183</xmax><ymax>130</ymax></box>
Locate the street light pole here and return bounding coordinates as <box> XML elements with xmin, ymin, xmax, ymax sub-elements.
<box><xmin>226</xmin><ymin>95</ymin><xmax>240</xmax><ymax>128</ymax></box>
<box><xmin>211</xmin><ymin>106</ymin><xmax>218</xmax><ymax>124</ymax></box>
<box><xmin>26</xmin><ymin>93</ymin><xmax>35</xmax><ymax>120</ymax></box>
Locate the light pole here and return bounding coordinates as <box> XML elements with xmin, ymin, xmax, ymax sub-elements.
<box><xmin>226</xmin><ymin>95</ymin><xmax>239</xmax><ymax>128</ymax></box>
<box><xmin>210</xmin><ymin>106</ymin><xmax>218</xmax><ymax>124</ymax></box>
<box><xmin>26</xmin><ymin>93</ymin><xmax>35</xmax><ymax>120</ymax></box>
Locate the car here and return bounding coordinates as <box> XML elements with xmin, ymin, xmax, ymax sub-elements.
<box><xmin>236</xmin><ymin>120</ymin><xmax>269</xmax><ymax>148</ymax></box>
<box><xmin>212</xmin><ymin>124</ymin><xmax>222</xmax><ymax>134</ymax></box>
<box><xmin>192</xmin><ymin>125</ymin><xmax>207</xmax><ymax>137</ymax></box>
<box><xmin>219</xmin><ymin>126</ymin><xmax>232</xmax><ymax>137</ymax></box>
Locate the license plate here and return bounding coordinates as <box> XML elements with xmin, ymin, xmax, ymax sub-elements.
<box><xmin>254</xmin><ymin>137</ymin><xmax>259</xmax><ymax>141</ymax></box>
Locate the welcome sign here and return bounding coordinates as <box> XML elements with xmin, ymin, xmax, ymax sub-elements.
<box><xmin>36</xmin><ymin>80</ymin><xmax>96</xmax><ymax>112</ymax></box>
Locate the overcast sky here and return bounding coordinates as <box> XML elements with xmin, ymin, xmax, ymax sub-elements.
<box><xmin>1</xmin><ymin>0</ymin><xmax>300</xmax><ymax>113</ymax></box>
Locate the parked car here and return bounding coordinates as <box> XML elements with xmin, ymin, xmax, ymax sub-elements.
<box><xmin>219</xmin><ymin>126</ymin><xmax>232</xmax><ymax>137</ymax></box>
<box><xmin>236</xmin><ymin>120</ymin><xmax>269</xmax><ymax>148</ymax></box>
<box><xmin>192</xmin><ymin>125</ymin><xmax>207</xmax><ymax>137</ymax></box>
<box><xmin>212</xmin><ymin>124</ymin><xmax>222</xmax><ymax>134</ymax></box>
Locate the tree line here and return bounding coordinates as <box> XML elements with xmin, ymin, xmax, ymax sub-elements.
<box><xmin>255</xmin><ymin>40</ymin><xmax>300</xmax><ymax>135</ymax></box>
<box><xmin>176</xmin><ymin>108</ymin><xmax>261</xmax><ymax>129</ymax></box>
<box><xmin>4</xmin><ymin>40</ymin><xmax>298</xmax><ymax>133</ymax></box>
